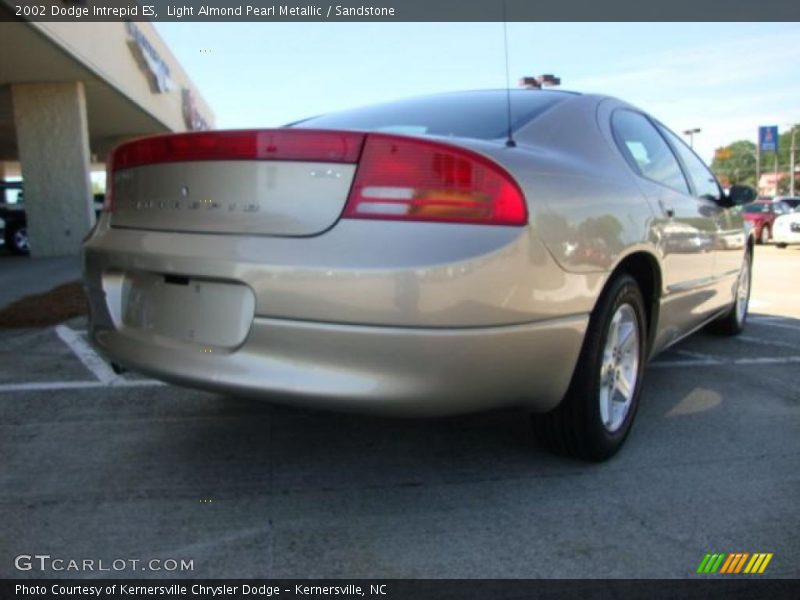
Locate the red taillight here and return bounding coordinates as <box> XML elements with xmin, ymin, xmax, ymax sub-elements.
<box><xmin>106</xmin><ymin>129</ymin><xmax>527</xmax><ymax>226</ymax></box>
<box><xmin>110</xmin><ymin>129</ymin><xmax>366</xmax><ymax>171</ymax></box>
<box><xmin>343</xmin><ymin>134</ymin><xmax>527</xmax><ymax>226</ymax></box>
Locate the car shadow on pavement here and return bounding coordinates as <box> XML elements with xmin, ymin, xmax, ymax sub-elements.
<box><xmin>163</xmin><ymin>311</ymin><xmax>800</xmax><ymax>494</ymax></box>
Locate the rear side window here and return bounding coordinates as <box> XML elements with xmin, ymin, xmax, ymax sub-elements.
<box><xmin>611</xmin><ymin>110</ymin><xmax>689</xmax><ymax>195</ymax></box>
<box><xmin>657</xmin><ymin>125</ymin><xmax>721</xmax><ymax>202</ymax></box>
<box><xmin>292</xmin><ymin>91</ymin><xmax>570</xmax><ymax>141</ymax></box>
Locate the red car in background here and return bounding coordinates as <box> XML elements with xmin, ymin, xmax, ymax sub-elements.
<box><xmin>742</xmin><ymin>200</ymin><xmax>793</xmax><ymax>244</ymax></box>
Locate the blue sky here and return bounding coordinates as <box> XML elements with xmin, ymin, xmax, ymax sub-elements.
<box><xmin>154</xmin><ymin>22</ymin><xmax>800</xmax><ymax>163</ymax></box>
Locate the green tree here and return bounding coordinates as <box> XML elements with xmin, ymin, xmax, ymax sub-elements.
<box><xmin>711</xmin><ymin>140</ymin><xmax>757</xmax><ymax>187</ymax></box>
<box><xmin>775</xmin><ymin>125</ymin><xmax>800</xmax><ymax>174</ymax></box>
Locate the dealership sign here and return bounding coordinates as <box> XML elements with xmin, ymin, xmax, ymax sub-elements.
<box><xmin>758</xmin><ymin>126</ymin><xmax>779</xmax><ymax>153</ymax></box>
<box><xmin>182</xmin><ymin>89</ymin><xmax>210</xmax><ymax>131</ymax></box>
<box><xmin>126</xmin><ymin>21</ymin><xmax>173</xmax><ymax>93</ymax></box>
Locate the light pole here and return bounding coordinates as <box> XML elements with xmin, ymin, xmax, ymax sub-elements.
<box><xmin>683</xmin><ymin>127</ymin><xmax>701</xmax><ymax>149</ymax></box>
<box><xmin>788</xmin><ymin>125</ymin><xmax>798</xmax><ymax>197</ymax></box>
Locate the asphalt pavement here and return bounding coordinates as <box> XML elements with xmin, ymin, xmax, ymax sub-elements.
<box><xmin>1</xmin><ymin>245</ymin><xmax>798</xmax><ymax>579</ymax></box>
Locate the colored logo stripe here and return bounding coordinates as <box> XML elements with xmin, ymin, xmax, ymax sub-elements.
<box><xmin>697</xmin><ymin>553</ymin><xmax>726</xmax><ymax>573</ymax></box>
<box><xmin>744</xmin><ymin>553</ymin><xmax>773</xmax><ymax>574</ymax></box>
<box><xmin>720</xmin><ymin>553</ymin><xmax>749</xmax><ymax>573</ymax></box>
<box><xmin>697</xmin><ymin>552</ymin><xmax>773</xmax><ymax>574</ymax></box>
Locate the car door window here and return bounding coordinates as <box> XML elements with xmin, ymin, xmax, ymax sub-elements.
<box><xmin>611</xmin><ymin>110</ymin><xmax>690</xmax><ymax>195</ymax></box>
<box><xmin>657</xmin><ymin>125</ymin><xmax>721</xmax><ymax>202</ymax></box>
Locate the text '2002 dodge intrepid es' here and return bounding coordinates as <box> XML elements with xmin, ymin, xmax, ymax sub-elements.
<box><xmin>82</xmin><ymin>90</ymin><xmax>754</xmax><ymax>460</ymax></box>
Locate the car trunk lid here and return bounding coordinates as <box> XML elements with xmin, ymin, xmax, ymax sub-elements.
<box><xmin>108</xmin><ymin>129</ymin><xmax>363</xmax><ymax>237</ymax></box>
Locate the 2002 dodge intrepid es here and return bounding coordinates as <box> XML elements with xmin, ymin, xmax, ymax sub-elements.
<box><xmin>82</xmin><ymin>90</ymin><xmax>755</xmax><ymax>460</ymax></box>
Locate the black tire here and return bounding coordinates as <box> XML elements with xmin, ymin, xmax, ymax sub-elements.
<box><xmin>776</xmin><ymin>243</ymin><xmax>787</xmax><ymax>249</ymax></box>
<box><xmin>5</xmin><ymin>224</ymin><xmax>30</xmax><ymax>255</ymax></box>
<box><xmin>531</xmin><ymin>274</ymin><xmax>647</xmax><ymax>461</ymax></box>
<box><xmin>111</xmin><ymin>362</ymin><xmax>127</xmax><ymax>375</ymax></box>
<box><xmin>709</xmin><ymin>251</ymin><xmax>752</xmax><ymax>336</ymax></box>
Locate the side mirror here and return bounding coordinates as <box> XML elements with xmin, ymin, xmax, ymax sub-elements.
<box><xmin>727</xmin><ymin>185</ymin><xmax>756</xmax><ymax>207</ymax></box>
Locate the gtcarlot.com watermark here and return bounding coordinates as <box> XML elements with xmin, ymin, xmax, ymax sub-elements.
<box><xmin>14</xmin><ymin>554</ymin><xmax>194</xmax><ymax>573</ymax></box>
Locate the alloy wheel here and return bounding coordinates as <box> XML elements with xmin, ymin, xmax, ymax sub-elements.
<box><xmin>13</xmin><ymin>228</ymin><xmax>30</xmax><ymax>253</ymax></box>
<box><xmin>599</xmin><ymin>303</ymin><xmax>640</xmax><ymax>433</ymax></box>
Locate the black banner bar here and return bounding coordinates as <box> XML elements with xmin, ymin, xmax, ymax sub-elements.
<box><xmin>3</xmin><ymin>0</ymin><xmax>800</xmax><ymax>22</ymax></box>
<box><xmin>3</xmin><ymin>579</ymin><xmax>800</xmax><ymax>600</ymax></box>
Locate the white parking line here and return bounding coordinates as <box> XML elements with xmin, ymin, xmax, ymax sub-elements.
<box><xmin>0</xmin><ymin>324</ymin><xmax>169</xmax><ymax>395</ymax></box>
<box><xmin>0</xmin><ymin>325</ymin><xmax>166</xmax><ymax>395</ymax></box>
<box><xmin>651</xmin><ymin>359</ymin><xmax>723</xmax><ymax>368</ymax></box>
<box><xmin>673</xmin><ymin>349</ymin><xmax>719</xmax><ymax>361</ymax></box>
<box><xmin>55</xmin><ymin>324</ymin><xmax>122</xmax><ymax>384</ymax></box>
<box><xmin>748</xmin><ymin>316</ymin><xmax>800</xmax><ymax>332</ymax></box>
<box><xmin>0</xmin><ymin>379</ymin><xmax>165</xmax><ymax>393</ymax></box>
<box><xmin>652</xmin><ymin>356</ymin><xmax>800</xmax><ymax>368</ymax></box>
<box><xmin>732</xmin><ymin>356</ymin><xmax>800</xmax><ymax>365</ymax></box>
<box><xmin>739</xmin><ymin>335</ymin><xmax>800</xmax><ymax>349</ymax></box>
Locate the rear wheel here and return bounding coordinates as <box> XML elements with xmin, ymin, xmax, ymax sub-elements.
<box><xmin>5</xmin><ymin>224</ymin><xmax>30</xmax><ymax>255</ymax></box>
<box><xmin>776</xmin><ymin>243</ymin><xmax>787</xmax><ymax>249</ymax></box>
<box><xmin>709</xmin><ymin>251</ymin><xmax>751</xmax><ymax>336</ymax></box>
<box><xmin>531</xmin><ymin>274</ymin><xmax>646</xmax><ymax>461</ymax></box>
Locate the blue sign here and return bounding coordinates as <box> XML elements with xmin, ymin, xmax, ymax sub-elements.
<box><xmin>759</xmin><ymin>126</ymin><xmax>779</xmax><ymax>153</ymax></box>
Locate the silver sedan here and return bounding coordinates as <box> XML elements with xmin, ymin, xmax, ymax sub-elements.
<box><xmin>82</xmin><ymin>90</ymin><xmax>754</xmax><ymax>460</ymax></box>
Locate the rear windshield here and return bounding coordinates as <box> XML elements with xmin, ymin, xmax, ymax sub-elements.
<box><xmin>778</xmin><ymin>198</ymin><xmax>800</xmax><ymax>209</ymax></box>
<box><xmin>744</xmin><ymin>203</ymin><xmax>771</xmax><ymax>213</ymax></box>
<box><xmin>291</xmin><ymin>90</ymin><xmax>571</xmax><ymax>141</ymax></box>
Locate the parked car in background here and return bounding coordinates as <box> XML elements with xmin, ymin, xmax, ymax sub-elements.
<box><xmin>772</xmin><ymin>201</ymin><xmax>800</xmax><ymax>248</ymax></box>
<box><xmin>742</xmin><ymin>199</ymin><xmax>793</xmax><ymax>244</ymax></box>
<box><xmin>83</xmin><ymin>90</ymin><xmax>755</xmax><ymax>461</ymax></box>
<box><xmin>0</xmin><ymin>183</ymin><xmax>103</xmax><ymax>255</ymax></box>
<box><xmin>773</xmin><ymin>196</ymin><xmax>800</xmax><ymax>211</ymax></box>
<box><xmin>0</xmin><ymin>180</ymin><xmax>25</xmax><ymax>253</ymax></box>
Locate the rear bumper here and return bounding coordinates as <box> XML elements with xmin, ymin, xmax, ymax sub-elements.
<box><xmin>89</xmin><ymin>314</ymin><xmax>587</xmax><ymax>417</ymax></box>
<box><xmin>82</xmin><ymin>216</ymin><xmax>594</xmax><ymax>415</ymax></box>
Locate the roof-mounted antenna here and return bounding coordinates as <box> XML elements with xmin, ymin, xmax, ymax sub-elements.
<box><xmin>502</xmin><ymin>1</ymin><xmax>515</xmax><ymax>148</ymax></box>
